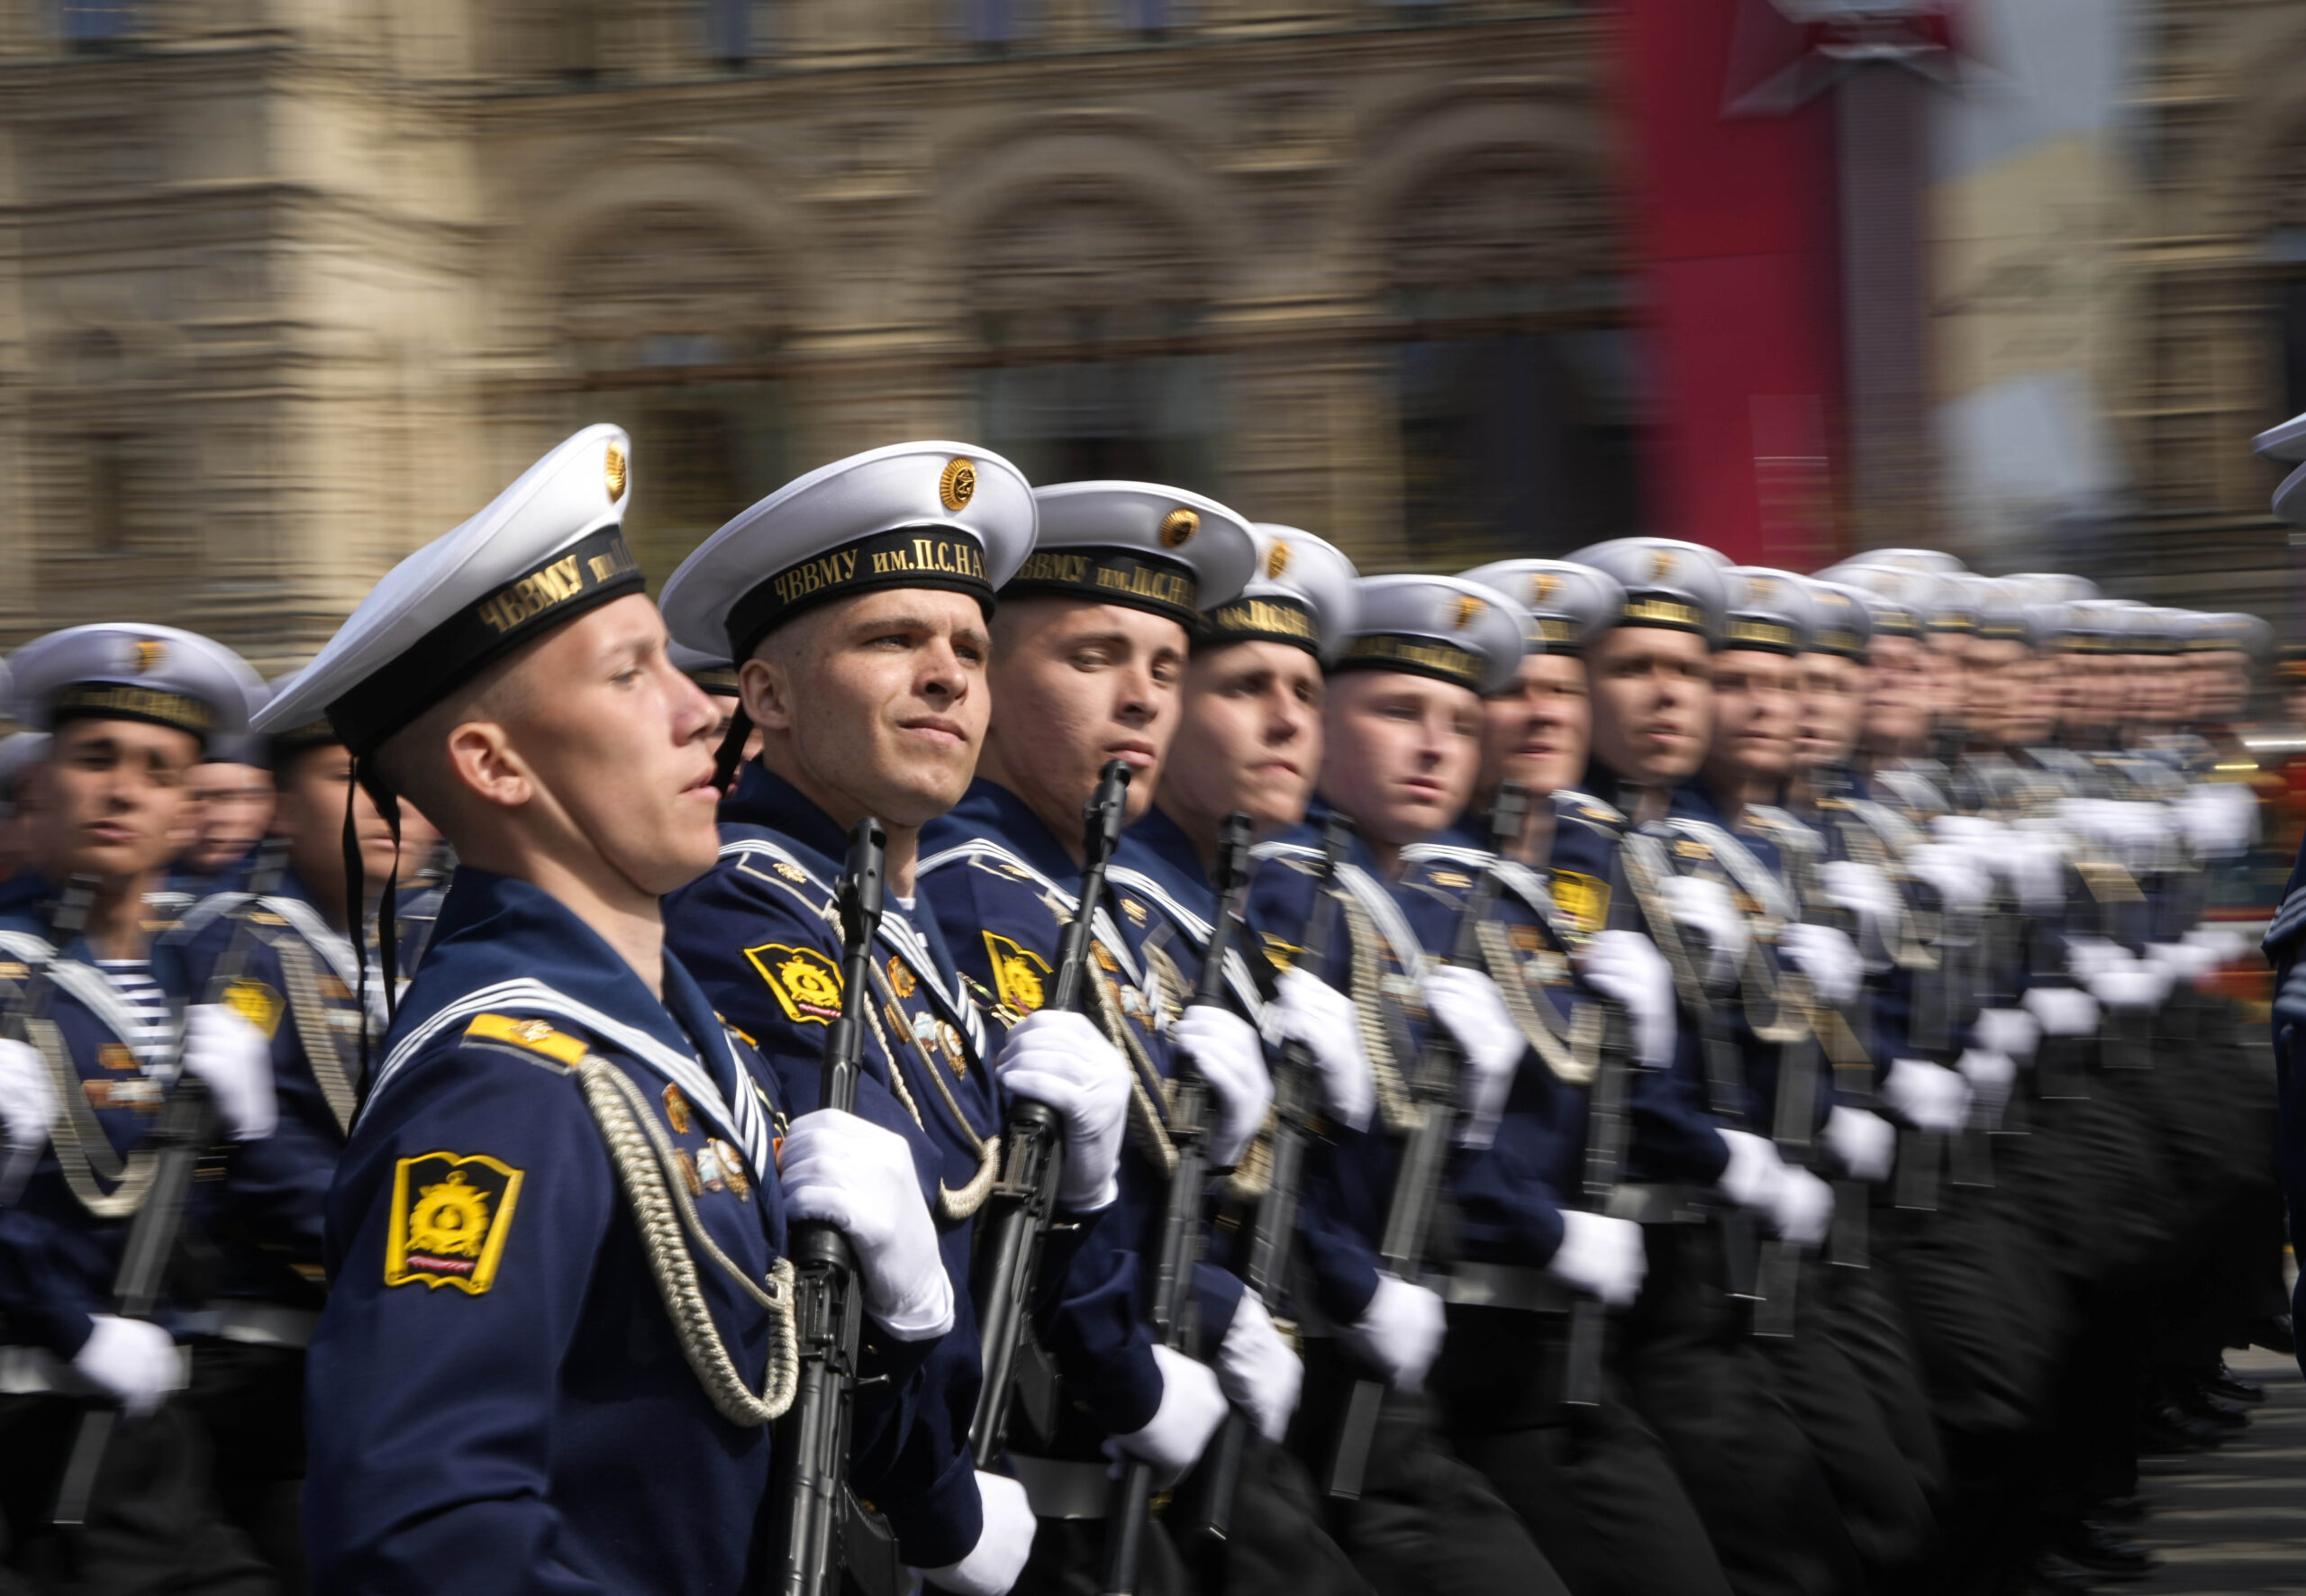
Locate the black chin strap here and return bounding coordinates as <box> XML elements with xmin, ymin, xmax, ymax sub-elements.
<box><xmin>711</xmin><ymin>706</ymin><xmax>753</xmax><ymax>795</ymax></box>
<box><xmin>343</xmin><ymin>757</ymin><xmax>404</xmax><ymax>1093</ymax></box>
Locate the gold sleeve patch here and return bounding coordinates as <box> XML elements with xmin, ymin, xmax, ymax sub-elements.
<box><xmin>1549</xmin><ymin>871</ymin><xmax>1609</xmax><ymax>937</ymax></box>
<box><xmin>385</xmin><ymin>1151</ymin><xmax>524</xmax><ymax>1294</ymax></box>
<box><xmin>222</xmin><ymin>978</ymin><xmax>284</xmax><ymax>1040</ymax></box>
<box><xmin>1259</xmin><ymin>932</ymin><xmax>1303</xmax><ymax>971</ymax></box>
<box><xmin>464</xmin><ymin>1013</ymin><xmax>590</xmax><ymax>1066</ymax></box>
<box><xmin>746</xmin><ymin>942</ymin><xmax>843</xmax><ymax>1025</ymax></box>
<box><xmin>983</xmin><ymin>933</ymin><xmax>1052</xmax><ymax>1014</ymax></box>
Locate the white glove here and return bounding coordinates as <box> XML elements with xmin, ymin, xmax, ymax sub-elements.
<box><xmin>0</xmin><ymin>1037</ymin><xmax>57</xmax><ymax>1154</ymax></box>
<box><xmin>1971</xmin><ymin>1007</ymin><xmax>2039</xmax><ymax>1063</ymax></box>
<box><xmin>1904</xmin><ymin>844</ymin><xmax>1988</xmax><ymax>917</ymax></box>
<box><xmin>2008</xmin><ymin>821</ymin><xmax>2072</xmax><ymax>911</ymax></box>
<box><xmin>1956</xmin><ymin>1049</ymin><xmax>2016</xmax><ymax>1128</ymax></box>
<box><xmin>1931</xmin><ymin>813</ymin><xmax>2003</xmax><ymax>854</ymax></box>
<box><xmin>1545</xmin><ymin>1210</ymin><xmax>1647</xmax><ymax>1308</ymax></box>
<box><xmin>2022</xmin><ymin>984</ymin><xmax>2101</xmax><ymax>1038</ymax></box>
<box><xmin>922</xmin><ymin>1474</ymin><xmax>1036</xmax><ymax>1596</ymax></box>
<box><xmin>1663</xmin><ymin>875</ymin><xmax>1749</xmax><ymax>988</ymax></box>
<box><xmin>1575</xmin><ymin>929</ymin><xmax>1676</xmax><ymax>1069</ymax></box>
<box><xmin>1715</xmin><ymin>1128</ymin><xmax>1786</xmax><ymax>1211</ymax></box>
<box><xmin>181</xmin><ymin>1003</ymin><xmax>276</xmax><ymax>1142</ymax></box>
<box><xmin>1881</xmin><ymin>1058</ymin><xmax>1972</xmax><ymax>1134</ymax></box>
<box><xmin>2177</xmin><ymin>784</ymin><xmax>2256</xmax><ymax>860</ymax></box>
<box><xmin>2143</xmin><ymin>942</ymin><xmax>2214</xmax><ymax>984</ymax></box>
<box><xmin>1823</xmin><ymin>1105</ymin><xmax>1895</xmax><ymax>1183</ymax></box>
<box><xmin>1215</xmin><ymin>1291</ymin><xmax>1302</xmax><ymax>1444</ymax></box>
<box><xmin>2064</xmin><ymin>935</ymin><xmax>2127</xmax><ymax>984</ymax></box>
<box><xmin>72</xmin><ymin>1314</ymin><xmax>182</xmax><ymax>1419</ymax></box>
<box><xmin>2183</xmin><ymin>926</ymin><xmax>2247</xmax><ymax>967</ymax></box>
<box><xmin>1338</xmin><ymin>1272</ymin><xmax>1446</xmax><ymax>1392</ymax></box>
<box><xmin>1104</xmin><ymin>1343</ymin><xmax>1226</xmax><ymax>1485</ymax></box>
<box><xmin>993</xmin><ymin>1010</ymin><xmax>1130</xmax><ymax>1211</ymax></box>
<box><xmin>1777</xmin><ymin>923</ymin><xmax>1862</xmax><ymax>1006</ymax></box>
<box><xmin>1271</xmin><ymin>968</ymin><xmax>1375</xmax><ymax>1133</ymax></box>
<box><xmin>2088</xmin><ymin>964</ymin><xmax>2170</xmax><ymax>1012</ymax></box>
<box><xmin>1771</xmin><ymin>1166</ymin><xmax>1835</xmax><ymax>1248</ymax></box>
<box><xmin>1819</xmin><ymin>860</ymin><xmax>1900</xmax><ymax>953</ymax></box>
<box><xmin>1420</xmin><ymin>966</ymin><xmax>1522</xmax><ymax>1151</ymax></box>
<box><xmin>1171</xmin><ymin>1008</ymin><xmax>1273</xmax><ymax>1170</ymax></box>
<box><xmin>778</xmin><ymin>1111</ymin><xmax>955</xmax><ymax>1342</ymax></box>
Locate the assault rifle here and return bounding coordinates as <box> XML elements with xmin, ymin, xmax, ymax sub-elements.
<box><xmin>1326</xmin><ymin>784</ymin><xmax>1525</xmax><ymax>1500</ymax></box>
<box><xmin>1102</xmin><ymin>812</ymin><xmax>1252</xmax><ymax>1595</ymax></box>
<box><xmin>1564</xmin><ymin>824</ymin><xmax>1634</xmax><ymax>1406</ymax></box>
<box><xmin>774</xmin><ymin>818</ymin><xmax>901</xmax><ymax>1596</ymax></box>
<box><xmin>968</xmin><ymin>760</ymin><xmax>1133</xmax><ymax>1461</ymax></box>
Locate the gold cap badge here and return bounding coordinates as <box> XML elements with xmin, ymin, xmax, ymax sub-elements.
<box><xmin>940</xmin><ymin>458</ymin><xmax>976</xmax><ymax>512</ymax></box>
<box><xmin>1530</xmin><ymin>572</ymin><xmax>1562</xmax><ymax>606</ymax></box>
<box><xmin>132</xmin><ymin>639</ymin><xmax>165</xmax><ymax>674</ymax></box>
<box><xmin>604</xmin><ymin>443</ymin><xmax>627</xmax><ymax>503</ymax></box>
<box><xmin>1266</xmin><ymin>540</ymin><xmax>1291</xmax><ymax>579</ymax></box>
<box><xmin>1451</xmin><ymin>594</ymin><xmax>1484</xmax><ymax>630</ymax></box>
<box><xmin>1159</xmin><ymin>509</ymin><xmax>1199</xmax><ymax>549</ymax></box>
<box><xmin>1648</xmin><ymin>549</ymin><xmax>1675</xmax><ymax>583</ymax></box>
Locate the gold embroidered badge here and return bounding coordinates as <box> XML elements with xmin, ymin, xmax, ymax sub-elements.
<box><xmin>1260</xmin><ymin>932</ymin><xmax>1303</xmax><ymax>971</ymax></box>
<box><xmin>746</xmin><ymin>943</ymin><xmax>844</xmax><ymax>1025</ymax></box>
<box><xmin>222</xmin><ymin>978</ymin><xmax>284</xmax><ymax>1040</ymax></box>
<box><xmin>386</xmin><ymin>1152</ymin><xmax>523</xmax><ymax>1295</ymax></box>
<box><xmin>887</xmin><ymin>957</ymin><xmax>917</xmax><ymax>1000</ymax></box>
<box><xmin>984</xmin><ymin>933</ymin><xmax>1052</xmax><ymax>1014</ymax></box>
<box><xmin>1121</xmin><ymin>898</ymin><xmax>1147</xmax><ymax>927</ymax></box>
<box><xmin>1549</xmin><ymin>870</ymin><xmax>1610</xmax><ymax>937</ymax></box>
<box><xmin>662</xmin><ymin>1084</ymin><xmax>693</xmax><ymax>1135</ymax></box>
<box><xmin>464</xmin><ymin>1013</ymin><xmax>589</xmax><ymax>1067</ymax></box>
<box><xmin>772</xmin><ymin>862</ymin><xmax>809</xmax><ymax>884</ymax></box>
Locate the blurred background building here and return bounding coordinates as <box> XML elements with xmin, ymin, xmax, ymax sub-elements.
<box><xmin>0</xmin><ymin>0</ymin><xmax>2295</xmax><ymax>672</ymax></box>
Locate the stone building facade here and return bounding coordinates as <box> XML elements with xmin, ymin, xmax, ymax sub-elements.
<box><xmin>0</xmin><ymin>0</ymin><xmax>2300</xmax><ymax>671</ymax></box>
<box><xmin>0</xmin><ymin>0</ymin><xmax>1634</xmax><ymax>670</ymax></box>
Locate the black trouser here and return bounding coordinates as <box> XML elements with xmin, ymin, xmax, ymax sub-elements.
<box><xmin>1434</xmin><ymin>1302</ymin><xmax>1730</xmax><ymax>1596</ymax></box>
<box><xmin>1174</xmin><ymin>1428</ymin><xmax>1373</xmax><ymax>1596</ymax></box>
<box><xmin>1616</xmin><ymin>1222</ymin><xmax>1860</xmax><ymax>1596</ymax></box>
<box><xmin>1755</xmin><ymin>1254</ymin><xmax>1938</xmax><ymax>1590</ymax></box>
<box><xmin>1013</xmin><ymin>1516</ymin><xmax>1195</xmax><ymax>1596</ymax></box>
<box><xmin>0</xmin><ymin>1393</ymin><xmax>275</xmax><ymax>1596</ymax></box>
<box><xmin>181</xmin><ymin>1343</ymin><xmax>305</xmax><ymax>1593</ymax></box>
<box><xmin>1291</xmin><ymin>1338</ymin><xmax>1567</xmax><ymax>1596</ymax></box>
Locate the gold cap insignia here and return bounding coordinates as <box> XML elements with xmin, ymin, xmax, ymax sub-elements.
<box><xmin>1648</xmin><ymin>549</ymin><xmax>1675</xmax><ymax>583</ymax></box>
<box><xmin>940</xmin><ymin>458</ymin><xmax>976</xmax><ymax>512</ymax></box>
<box><xmin>1159</xmin><ymin>509</ymin><xmax>1199</xmax><ymax>549</ymax></box>
<box><xmin>743</xmin><ymin>942</ymin><xmax>843</xmax><ymax>1025</ymax></box>
<box><xmin>1451</xmin><ymin>594</ymin><xmax>1485</xmax><ymax>630</ymax></box>
<box><xmin>1266</xmin><ymin>540</ymin><xmax>1291</xmax><ymax>578</ymax></box>
<box><xmin>132</xmin><ymin>639</ymin><xmax>165</xmax><ymax>674</ymax></box>
<box><xmin>604</xmin><ymin>443</ymin><xmax>627</xmax><ymax>503</ymax></box>
<box><xmin>1530</xmin><ymin>572</ymin><xmax>1562</xmax><ymax>606</ymax></box>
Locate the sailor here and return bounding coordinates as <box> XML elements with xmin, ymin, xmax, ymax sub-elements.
<box><xmin>270</xmin><ymin>425</ymin><xmax>953</xmax><ymax>1595</ymax></box>
<box><xmin>164</xmin><ymin>694</ymin><xmax>397</xmax><ymax>1588</ymax></box>
<box><xmin>657</xmin><ymin>440</ymin><xmax>1098</xmax><ymax>1593</ymax></box>
<box><xmin>669</xmin><ymin>640</ymin><xmax>758</xmax><ymax>766</ymax></box>
<box><xmin>1236</xmin><ymin>572</ymin><xmax>1572</xmax><ymax>1596</ymax></box>
<box><xmin>1105</xmin><ymin>522</ymin><xmax>1371</xmax><ymax>1596</ymax></box>
<box><xmin>172</xmin><ymin>694</ymin><xmax>277</xmax><ymax>897</ymax></box>
<box><xmin>0</xmin><ymin>624</ymin><xmax>277</xmax><ymax>1592</ymax></box>
<box><xmin>1406</xmin><ymin>556</ymin><xmax>1731</xmax><ymax>1596</ymax></box>
<box><xmin>0</xmin><ymin>730</ymin><xmax>50</xmax><ymax>884</ymax></box>
<box><xmin>912</xmin><ymin>481</ymin><xmax>1292</xmax><ymax>1593</ymax></box>
<box><xmin>1541</xmin><ymin>537</ymin><xmax>1859</xmax><ymax>1596</ymax></box>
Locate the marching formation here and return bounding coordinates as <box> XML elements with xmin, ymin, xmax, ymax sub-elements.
<box><xmin>0</xmin><ymin>422</ymin><xmax>2288</xmax><ymax>1596</ymax></box>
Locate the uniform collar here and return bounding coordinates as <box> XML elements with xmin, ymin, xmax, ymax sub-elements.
<box><xmin>934</xmin><ymin>777</ymin><xmax>1083</xmax><ymax>884</ymax></box>
<box><xmin>1120</xmin><ymin>805</ymin><xmax>1213</xmax><ymax>903</ymax></box>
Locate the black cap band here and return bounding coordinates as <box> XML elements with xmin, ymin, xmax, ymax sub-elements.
<box><xmin>1003</xmin><ymin>547</ymin><xmax>1201</xmax><ymax>629</ymax></box>
<box><xmin>1198</xmin><ymin>594</ymin><xmax>1319</xmax><ymax>656</ymax></box>
<box><xmin>268</xmin><ymin>717</ymin><xmax>342</xmax><ymax>766</ymax></box>
<box><xmin>1332</xmin><ymin>633</ymin><xmax>1485</xmax><ymax>694</ymax></box>
<box><xmin>1720</xmin><ymin>617</ymin><xmax>1803</xmax><ymax>655</ymax></box>
<box><xmin>722</xmin><ymin>524</ymin><xmax>993</xmax><ymax>662</ymax></box>
<box><xmin>1613</xmin><ymin>594</ymin><xmax>1711</xmax><ymax>638</ymax></box>
<box><xmin>684</xmin><ymin>664</ymin><xmax>742</xmax><ymax>696</ymax></box>
<box><xmin>1808</xmin><ymin>627</ymin><xmax>1867</xmax><ymax>659</ymax></box>
<box><xmin>50</xmin><ymin>684</ymin><xmax>217</xmax><ymax>742</ymax></box>
<box><xmin>329</xmin><ymin>526</ymin><xmax>645</xmax><ymax>757</ymax></box>
<box><xmin>1525</xmin><ymin>614</ymin><xmax>1584</xmax><ymax>652</ymax></box>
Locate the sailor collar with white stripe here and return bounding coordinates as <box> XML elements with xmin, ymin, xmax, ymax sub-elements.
<box><xmin>1250</xmin><ymin>838</ymin><xmax>1429</xmax><ymax>980</ymax></box>
<box><xmin>179</xmin><ymin>890</ymin><xmax>386</xmax><ymax>1029</ymax></box>
<box><xmin>1102</xmin><ymin>862</ymin><xmax>1264</xmax><ymax>1015</ymax></box>
<box><xmin>718</xmin><ymin>831</ymin><xmax>989</xmax><ymax>1057</ymax></box>
<box><xmin>914</xmin><ymin>835</ymin><xmax>1148</xmax><ymax>990</ymax></box>
<box><xmin>0</xmin><ymin>928</ymin><xmax>180</xmax><ymax>1066</ymax></box>
<box><xmin>1658</xmin><ymin>812</ymin><xmax>1796</xmax><ymax>924</ymax></box>
<box><xmin>1400</xmin><ymin>840</ymin><xmax>1579</xmax><ymax>950</ymax></box>
<box><xmin>364</xmin><ymin>870</ymin><xmax>775</xmax><ymax>1176</ymax></box>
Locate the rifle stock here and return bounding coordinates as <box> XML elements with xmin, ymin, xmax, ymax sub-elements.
<box><xmin>1565</xmin><ymin>819</ymin><xmax>1638</xmax><ymax>1408</ymax></box>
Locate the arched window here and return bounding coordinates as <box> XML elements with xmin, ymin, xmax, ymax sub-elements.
<box><xmin>961</xmin><ymin>180</ymin><xmax>1226</xmax><ymax>489</ymax></box>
